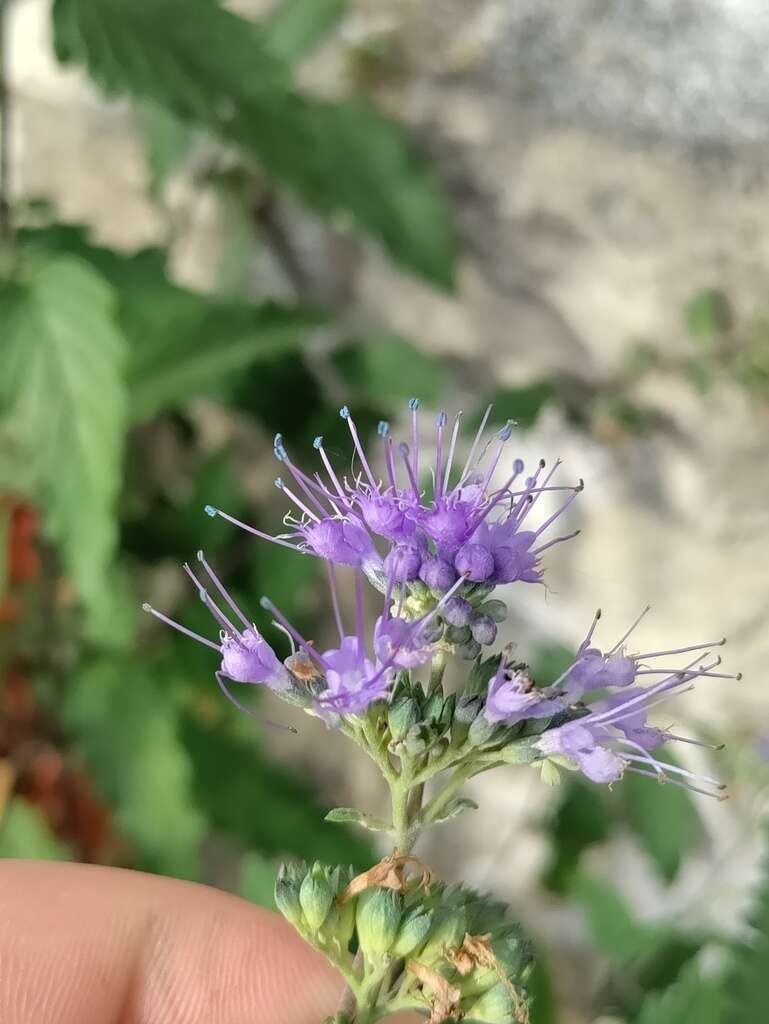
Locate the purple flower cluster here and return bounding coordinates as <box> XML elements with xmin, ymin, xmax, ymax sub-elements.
<box><xmin>203</xmin><ymin>401</ymin><xmax>582</xmax><ymax>596</ymax></box>
<box><xmin>484</xmin><ymin>607</ymin><xmax>736</xmax><ymax>796</ymax></box>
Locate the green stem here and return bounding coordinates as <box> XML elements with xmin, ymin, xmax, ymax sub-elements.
<box><xmin>419</xmin><ymin>761</ymin><xmax>478</xmax><ymax>826</ymax></box>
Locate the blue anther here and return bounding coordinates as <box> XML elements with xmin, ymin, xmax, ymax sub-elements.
<box><xmin>339</xmin><ymin>405</ymin><xmax>350</xmax><ymax>419</ymax></box>
<box><xmin>437</xmin><ymin>411</ymin><xmax>448</xmax><ymax>427</ymax></box>
<box><xmin>313</xmin><ymin>435</ymin><xmax>324</xmax><ymax>449</ymax></box>
<box><xmin>499</xmin><ymin>420</ymin><xmax>514</xmax><ymax>441</ymax></box>
<box><xmin>513</xmin><ymin>458</ymin><xmax>524</xmax><ymax>474</ymax></box>
<box><xmin>273</xmin><ymin>432</ymin><xmax>287</xmax><ymax>460</ymax></box>
<box><xmin>408</xmin><ymin>398</ymin><xmax>420</xmax><ymax>411</ymax></box>
<box><xmin>204</xmin><ymin>505</ymin><xmax>218</xmax><ymax>518</ymax></box>
<box><xmin>141</xmin><ymin>602</ymin><xmax>151</xmax><ymax>613</ymax></box>
<box><xmin>199</xmin><ymin>588</ymin><xmax>208</xmax><ymax>602</ymax></box>
<box><xmin>377</xmin><ymin>420</ymin><xmax>390</xmax><ymax>437</ymax></box>
<box><xmin>259</xmin><ymin>596</ymin><xmax>274</xmax><ymax>611</ymax></box>
<box><xmin>196</xmin><ymin>549</ymin><xmax>204</xmax><ymax>561</ymax></box>
<box><xmin>399</xmin><ymin>441</ymin><xmax>410</xmax><ymax>455</ymax></box>
<box><xmin>274</xmin><ymin>477</ymin><xmax>284</xmax><ymax>490</ymax></box>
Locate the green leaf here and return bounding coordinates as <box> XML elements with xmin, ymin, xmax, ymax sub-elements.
<box><xmin>474</xmin><ymin>382</ymin><xmax>555</xmax><ymax>432</ymax></box>
<box><xmin>724</xmin><ymin>830</ymin><xmax>769</xmax><ymax>1024</ymax></box>
<box><xmin>52</xmin><ymin>0</ymin><xmax>455</xmax><ymax>288</ymax></box>
<box><xmin>621</xmin><ymin>758</ymin><xmax>703</xmax><ymax>882</ymax></box>
<box><xmin>262</xmin><ymin>0</ymin><xmax>349</xmax><ymax>63</ymax></box>
<box><xmin>61</xmin><ymin>659</ymin><xmax>206</xmax><ymax>878</ymax></box>
<box><xmin>325</xmin><ymin>807</ymin><xmax>391</xmax><ymax>832</ymax></box>
<box><xmin>239</xmin><ymin>851</ymin><xmax>278</xmax><ymax>909</ymax></box>
<box><xmin>0</xmin><ymin>799</ymin><xmax>71</xmax><ymax>860</ymax></box>
<box><xmin>180</xmin><ymin>713</ymin><xmax>374</xmax><ymax>869</ymax></box>
<box><xmin>542</xmin><ymin>779</ymin><xmax>611</xmax><ymax>893</ymax></box>
<box><xmin>571</xmin><ymin>874</ymin><xmax>657</xmax><ymax>961</ymax></box>
<box><xmin>334</xmin><ymin>334</ymin><xmax>448</xmax><ymax>406</ymax></box>
<box><xmin>0</xmin><ymin>253</ymin><xmax>127</xmax><ymax>639</ymax></box>
<box><xmin>136</xmin><ymin>100</ymin><xmax>198</xmax><ymax>194</ymax></box>
<box><xmin>18</xmin><ymin>225</ymin><xmax>319</xmax><ymax>421</ymax></box>
<box><xmin>636</xmin><ymin>960</ymin><xmax>726</xmax><ymax>1024</ymax></box>
<box><xmin>430</xmin><ymin>797</ymin><xmax>479</xmax><ymax>826</ymax></box>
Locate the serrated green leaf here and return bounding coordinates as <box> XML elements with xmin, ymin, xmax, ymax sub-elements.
<box><xmin>180</xmin><ymin>713</ymin><xmax>373</xmax><ymax>868</ymax></box>
<box><xmin>0</xmin><ymin>253</ymin><xmax>127</xmax><ymax>640</ymax></box>
<box><xmin>18</xmin><ymin>225</ymin><xmax>319</xmax><ymax>421</ymax></box>
<box><xmin>621</xmin><ymin>757</ymin><xmax>703</xmax><ymax>882</ymax></box>
<box><xmin>325</xmin><ymin>807</ymin><xmax>391</xmax><ymax>831</ymax></box>
<box><xmin>262</xmin><ymin>0</ymin><xmax>348</xmax><ymax>63</ymax></box>
<box><xmin>724</xmin><ymin>830</ymin><xmax>769</xmax><ymax>1024</ymax></box>
<box><xmin>239</xmin><ymin>851</ymin><xmax>278</xmax><ymax>909</ymax></box>
<box><xmin>0</xmin><ymin>799</ymin><xmax>71</xmax><ymax>860</ymax></box>
<box><xmin>636</xmin><ymin>960</ymin><xmax>725</xmax><ymax>1024</ymax></box>
<box><xmin>52</xmin><ymin>0</ymin><xmax>455</xmax><ymax>288</ymax></box>
<box><xmin>334</xmin><ymin>334</ymin><xmax>448</xmax><ymax>406</ymax></box>
<box><xmin>61</xmin><ymin>659</ymin><xmax>205</xmax><ymax>878</ymax></box>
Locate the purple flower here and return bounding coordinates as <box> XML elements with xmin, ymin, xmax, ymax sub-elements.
<box><xmin>484</xmin><ymin>661</ymin><xmax>564</xmax><ymax>725</ymax></box>
<box><xmin>142</xmin><ymin>552</ymin><xmax>292</xmax><ymax>720</ymax></box>
<box><xmin>374</xmin><ymin>615</ymin><xmax>433</xmax><ymax>669</ymax></box>
<box><xmin>320</xmin><ymin>635</ymin><xmax>390</xmax><ymax>714</ymax></box>
<box><xmin>537</xmin><ymin>721</ymin><xmax>627</xmax><ymax>784</ymax></box>
<box><xmin>201</xmin><ymin>402</ymin><xmax>582</xmax><ymax>600</ymax></box>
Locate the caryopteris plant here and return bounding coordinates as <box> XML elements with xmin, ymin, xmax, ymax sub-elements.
<box><xmin>144</xmin><ymin>400</ymin><xmax>735</xmax><ymax>1023</ymax></box>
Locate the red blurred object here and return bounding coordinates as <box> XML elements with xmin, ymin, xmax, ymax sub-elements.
<box><xmin>1</xmin><ymin>499</ymin><xmax>121</xmax><ymax>863</ymax></box>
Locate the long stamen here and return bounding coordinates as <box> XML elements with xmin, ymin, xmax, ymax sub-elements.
<box><xmin>184</xmin><ymin>563</ymin><xmax>242</xmax><ymax>638</ymax></box>
<box><xmin>259</xmin><ymin>597</ymin><xmax>330</xmax><ymax>670</ymax></box>
<box><xmin>469</xmin><ymin>459</ymin><xmax>526</xmax><ymax>530</ymax></box>
<box><xmin>409</xmin><ymin>398</ymin><xmax>420</xmax><ymax>485</ymax></box>
<box><xmin>274</xmin><ymin>434</ymin><xmax>331</xmax><ymax>516</ymax></box>
<box><xmin>275</xmin><ymin>478</ymin><xmax>320</xmax><ymax>523</ymax></box>
<box><xmin>442</xmin><ymin>411</ymin><xmax>463</xmax><ymax>493</ymax></box>
<box><xmin>582</xmin><ymin>608</ymin><xmax>602</xmax><ymax>649</ymax></box>
<box><xmin>625</xmin><ymin>766</ymin><xmax>727</xmax><ymax>800</ymax></box>
<box><xmin>480</xmin><ymin>421</ymin><xmax>514</xmax><ymax>492</ymax></box>
<box><xmin>399</xmin><ymin>443</ymin><xmax>421</xmax><ymax>500</ymax></box>
<box><xmin>457</xmin><ymin>404</ymin><xmax>492</xmax><ymax>486</ymax></box>
<box><xmin>533</xmin><ymin>484</ymin><xmax>582</xmax><ymax>538</ymax></box>
<box><xmin>621</xmin><ymin>749</ymin><xmax>724</xmax><ymax>788</ymax></box>
<box><xmin>215</xmin><ymin>671</ymin><xmax>297</xmax><ymax>734</ymax></box>
<box><xmin>608</xmin><ymin>606</ymin><xmax>651</xmax><ymax>654</ymax></box>
<box><xmin>512</xmin><ymin>460</ymin><xmax>547</xmax><ymax>525</ymax></box>
<box><xmin>355</xmin><ymin>570</ymin><xmax>366</xmax><ymax>655</ymax></box>
<box><xmin>434</xmin><ymin>412</ymin><xmax>447</xmax><ymax>502</ymax></box>
<box><xmin>340</xmin><ymin>406</ymin><xmax>378</xmax><ymax>488</ymax></box>
<box><xmin>196</xmin><ymin>551</ymin><xmax>250</xmax><ymax>629</ymax></box>
<box><xmin>327</xmin><ymin>564</ymin><xmax>345</xmax><ymax>642</ymax></box>
<box><xmin>587</xmin><ymin>660</ymin><xmax>703</xmax><ymax>724</ymax></box>
<box><xmin>142</xmin><ymin>603</ymin><xmax>222</xmax><ymax>652</ymax></box>
<box><xmin>203</xmin><ymin>506</ymin><xmax>305</xmax><ymax>554</ymax></box>
<box><xmin>533</xmin><ymin>529</ymin><xmax>581</xmax><ymax>555</ymax></box>
<box><xmin>378</xmin><ymin>421</ymin><xmax>398</xmax><ymax>490</ymax></box>
<box><xmin>313</xmin><ymin>437</ymin><xmax>347</xmax><ymax>499</ymax></box>
<box><xmin>641</xmin><ymin>639</ymin><xmax>726</xmax><ymax>660</ymax></box>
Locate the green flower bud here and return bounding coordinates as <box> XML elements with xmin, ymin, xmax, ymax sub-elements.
<box><xmin>388</xmin><ymin>697</ymin><xmax>421</xmax><ymax>742</ymax></box>
<box><xmin>444</xmin><ymin>623</ymin><xmax>472</xmax><ymax>645</ymax></box>
<box><xmin>391</xmin><ymin>910</ymin><xmax>433</xmax><ymax>958</ymax></box>
<box><xmin>422</xmin><ymin>619</ymin><xmax>445</xmax><ymax>644</ymax></box>
<box><xmin>465</xmin><ymin>581</ymin><xmax>495</xmax><ymax>603</ymax></box>
<box><xmin>335</xmin><ymin>893</ymin><xmax>356</xmax><ymax>947</ymax></box>
<box><xmin>299</xmin><ymin>865</ymin><xmax>334</xmax><ymax>932</ymax></box>
<box><xmin>470</xmin><ymin>613</ymin><xmax>497</xmax><ymax>646</ymax></box>
<box><xmin>438</xmin><ymin>693</ymin><xmax>456</xmax><ymax>732</ymax></box>
<box><xmin>465</xmin><ymin>982</ymin><xmax>516</xmax><ymax>1023</ymax></box>
<box><xmin>404</xmin><ymin>723</ymin><xmax>429</xmax><ymax>756</ymax></box>
<box><xmin>499</xmin><ymin>739</ymin><xmax>538</xmax><ymax>764</ymax></box>
<box><xmin>419</xmin><ymin>905</ymin><xmax>467</xmax><ymax>964</ymax></box>
<box><xmin>468</xmin><ymin>712</ymin><xmax>497</xmax><ymax>746</ymax></box>
<box><xmin>356</xmin><ymin>888</ymin><xmax>402</xmax><ymax>961</ymax></box>
<box><xmin>274</xmin><ymin>874</ymin><xmax>304</xmax><ymax>928</ymax></box>
<box><xmin>477</xmin><ymin>599</ymin><xmax>508</xmax><ymax>623</ymax></box>
<box><xmin>451</xmin><ymin>695</ymin><xmax>482</xmax><ymax>747</ymax></box>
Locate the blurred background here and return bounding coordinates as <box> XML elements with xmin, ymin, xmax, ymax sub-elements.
<box><xmin>2</xmin><ymin>1</ymin><xmax>769</xmax><ymax>1021</ymax></box>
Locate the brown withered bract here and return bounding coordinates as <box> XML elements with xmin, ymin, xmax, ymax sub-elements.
<box><xmin>407</xmin><ymin>961</ymin><xmax>462</xmax><ymax>1024</ymax></box>
<box><xmin>285</xmin><ymin>651</ymin><xmax>322</xmax><ymax>683</ymax></box>
<box><xmin>447</xmin><ymin>933</ymin><xmax>530</xmax><ymax>1024</ymax></box>
<box><xmin>339</xmin><ymin>852</ymin><xmax>433</xmax><ymax>904</ymax></box>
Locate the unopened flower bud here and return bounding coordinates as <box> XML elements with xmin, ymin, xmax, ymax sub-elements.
<box><xmin>445</xmin><ymin>623</ymin><xmax>472</xmax><ymax>645</ymax></box>
<box><xmin>385</xmin><ymin>544</ymin><xmax>422</xmax><ymax>582</ymax></box>
<box><xmin>419</xmin><ymin>906</ymin><xmax>467</xmax><ymax>964</ymax></box>
<box><xmin>423</xmin><ymin>688</ymin><xmax>445</xmax><ymax>723</ymax></box>
<box><xmin>451</xmin><ymin>694</ymin><xmax>482</xmax><ymax>746</ymax></box>
<box><xmin>419</xmin><ymin>556</ymin><xmax>458</xmax><ymax>592</ymax></box>
<box><xmin>421</xmin><ymin>619</ymin><xmax>445</xmax><ymax>643</ymax></box>
<box><xmin>356</xmin><ymin>888</ymin><xmax>402</xmax><ymax>960</ymax></box>
<box><xmin>274</xmin><ymin>874</ymin><xmax>303</xmax><ymax>928</ymax></box>
<box><xmin>478</xmin><ymin>599</ymin><xmax>507</xmax><ymax>623</ymax></box>
<box><xmin>470</xmin><ymin>614</ymin><xmax>497</xmax><ymax>646</ymax></box>
<box><xmin>438</xmin><ymin>693</ymin><xmax>456</xmax><ymax>732</ymax></box>
<box><xmin>443</xmin><ymin>596</ymin><xmax>473</xmax><ymax>627</ymax></box>
<box><xmin>456</xmin><ymin>639</ymin><xmax>482</xmax><ymax>661</ymax></box>
<box><xmin>392</xmin><ymin>909</ymin><xmax>433</xmax><ymax>958</ymax></box>
<box><xmin>455</xmin><ymin>543</ymin><xmax>494</xmax><ymax>582</ymax></box>
<box><xmin>299</xmin><ymin>865</ymin><xmax>334</xmax><ymax>932</ymax></box>
<box><xmin>465</xmin><ymin>982</ymin><xmax>517</xmax><ymax>1023</ymax></box>
<box><xmin>388</xmin><ymin>697</ymin><xmax>421</xmax><ymax>742</ymax></box>
<box><xmin>404</xmin><ymin>723</ymin><xmax>429</xmax><ymax>756</ymax></box>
